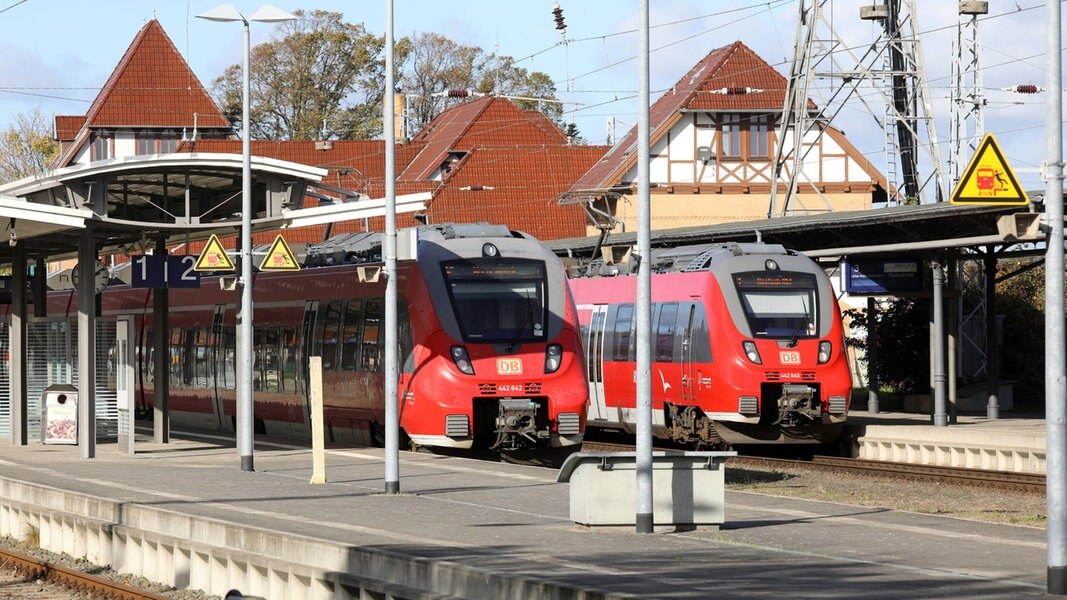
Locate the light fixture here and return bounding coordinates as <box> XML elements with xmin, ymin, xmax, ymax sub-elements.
<box><xmin>482</xmin><ymin>242</ymin><xmax>499</xmax><ymax>257</ymax></box>
<box><xmin>197</xmin><ymin>4</ymin><xmax>297</xmax><ymax>473</ymax></box>
<box><xmin>765</xmin><ymin>259</ymin><xmax>778</xmax><ymax>270</ymax></box>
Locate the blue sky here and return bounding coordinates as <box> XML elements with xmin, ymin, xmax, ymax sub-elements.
<box><xmin>0</xmin><ymin>0</ymin><xmax>1058</xmax><ymax>192</ymax></box>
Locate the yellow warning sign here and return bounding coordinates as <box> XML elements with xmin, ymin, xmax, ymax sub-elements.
<box><xmin>259</xmin><ymin>235</ymin><xmax>301</xmax><ymax>271</ymax></box>
<box><xmin>950</xmin><ymin>133</ymin><xmax>1029</xmax><ymax>206</ymax></box>
<box><xmin>193</xmin><ymin>234</ymin><xmax>235</xmax><ymax>272</ymax></box>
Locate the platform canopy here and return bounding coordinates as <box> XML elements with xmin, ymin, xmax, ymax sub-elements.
<box><xmin>0</xmin><ymin>152</ymin><xmax>427</xmax><ymax>260</ymax></box>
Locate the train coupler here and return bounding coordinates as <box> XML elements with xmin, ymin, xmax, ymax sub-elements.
<box><xmin>775</xmin><ymin>384</ymin><xmax>821</xmax><ymax>425</ymax></box>
<box><xmin>491</xmin><ymin>399</ymin><xmax>546</xmax><ymax>450</ymax></box>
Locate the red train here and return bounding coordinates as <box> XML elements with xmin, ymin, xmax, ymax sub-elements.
<box><xmin>59</xmin><ymin>223</ymin><xmax>588</xmax><ymax>453</ymax></box>
<box><xmin>568</xmin><ymin>242</ymin><xmax>852</xmax><ymax>447</ymax></box>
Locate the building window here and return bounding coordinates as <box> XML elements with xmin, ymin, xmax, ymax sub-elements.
<box><xmin>750</xmin><ymin>114</ymin><xmax>770</xmax><ymax>158</ymax></box>
<box><xmin>719</xmin><ymin>113</ymin><xmax>773</xmax><ymax>160</ymax></box>
<box><xmin>160</xmin><ymin>130</ymin><xmax>179</xmax><ymax>153</ymax></box>
<box><xmin>721</xmin><ymin>114</ymin><xmax>741</xmax><ymax>159</ymax></box>
<box><xmin>136</xmin><ymin>131</ymin><xmax>155</xmax><ymax>155</ymax></box>
<box><xmin>91</xmin><ymin>131</ymin><xmax>112</xmax><ymax>160</ymax></box>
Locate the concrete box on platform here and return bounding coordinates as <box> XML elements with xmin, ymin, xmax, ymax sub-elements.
<box><xmin>557</xmin><ymin>451</ymin><xmax>735</xmax><ymax>527</ymax></box>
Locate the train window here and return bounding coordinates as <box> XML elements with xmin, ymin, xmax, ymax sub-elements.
<box><xmin>612</xmin><ymin>304</ymin><xmax>635</xmax><ymax>362</ymax></box>
<box><xmin>280</xmin><ymin>328</ymin><xmax>298</xmax><ymax>392</ymax></box>
<box><xmin>254</xmin><ymin>328</ymin><xmax>282</xmax><ymax>392</ymax></box>
<box><xmin>398</xmin><ymin>300</ymin><xmax>415</xmax><ymax>374</ymax></box>
<box><xmin>686</xmin><ymin>304</ymin><xmax>713</xmax><ymax>363</ymax></box>
<box><xmin>655</xmin><ymin>302</ymin><xmax>678</xmax><ymax>363</ymax></box>
<box><xmin>169</xmin><ymin>329</ymin><xmax>183</xmax><ymax>388</ymax></box>
<box><xmin>317</xmin><ymin>300</ymin><xmax>342</xmax><ymax>371</ymax></box>
<box><xmin>361</xmin><ymin>299</ymin><xmax>383</xmax><ymax>371</ymax></box>
<box><xmin>733</xmin><ymin>271</ymin><xmax>818</xmax><ymax>340</ymax></box>
<box><xmin>142</xmin><ymin>328</ymin><xmax>154</xmax><ymax>384</ymax></box>
<box><xmin>440</xmin><ymin>259</ymin><xmax>547</xmax><ymax>343</ymax></box>
<box><xmin>340</xmin><ymin>300</ymin><xmax>363</xmax><ymax>371</ymax></box>
<box><xmin>217</xmin><ymin>325</ymin><xmax>236</xmax><ymax>390</ymax></box>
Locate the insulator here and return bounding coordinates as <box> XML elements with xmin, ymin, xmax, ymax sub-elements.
<box><xmin>552</xmin><ymin>3</ymin><xmax>566</xmax><ymax>31</ymax></box>
<box><xmin>726</xmin><ymin>87</ymin><xmax>748</xmax><ymax>95</ymax></box>
<box><xmin>447</xmin><ymin>89</ymin><xmax>469</xmax><ymax>98</ymax></box>
<box><xmin>565</xmin><ymin>122</ymin><xmax>578</xmax><ymax>137</ymax></box>
<box><xmin>1014</xmin><ymin>84</ymin><xmax>1040</xmax><ymax>94</ymax></box>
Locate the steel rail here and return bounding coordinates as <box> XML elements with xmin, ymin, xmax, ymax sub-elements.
<box><xmin>0</xmin><ymin>546</ymin><xmax>172</xmax><ymax>600</ymax></box>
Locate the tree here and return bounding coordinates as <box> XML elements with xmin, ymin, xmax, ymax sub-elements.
<box><xmin>0</xmin><ymin>108</ymin><xmax>59</xmax><ymax>183</ymax></box>
<box><xmin>401</xmin><ymin>32</ymin><xmax>562</xmax><ymax>136</ymax></box>
<box><xmin>210</xmin><ymin>10</ymin><xmax>393</xmax><ymax>140</ymax></box>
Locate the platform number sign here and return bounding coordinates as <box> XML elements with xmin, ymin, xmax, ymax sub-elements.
<box><xmin>131</xmin><ymin>255</ymin><xmax>201</xmax><ymax>289</ymax></box>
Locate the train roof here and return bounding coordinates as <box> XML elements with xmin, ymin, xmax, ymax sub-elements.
<box><xmin>569</xmin><ymin>241</ymin><xmax>797</xmax><ymax>277</ymax></box>
<box><xmin>303</xmin><ymin>222</ymin><xmax>530</xmax><ymax>268</ymax></box>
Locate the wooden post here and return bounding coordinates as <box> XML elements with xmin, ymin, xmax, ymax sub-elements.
<box><xmin>309</xmin><ymin>356</ymin><xmax>326</xmax><ymax>484</ymax></box>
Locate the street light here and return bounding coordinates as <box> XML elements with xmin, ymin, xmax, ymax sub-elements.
<box><xmin>198</xmin><ymin>4</ymin><xmax>297</xmax><ymax>472</ymax></box>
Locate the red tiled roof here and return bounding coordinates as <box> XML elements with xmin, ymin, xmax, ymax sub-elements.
<box><xmin>400</xmin><ymin>96</ymin><xmax>568</xmax><ymax>181</ymax></box>
<box><xmin>425</xmin><ymin>144</ymin><xmax>608</xmax><ymax>240</ymax></box>
<box><xmin>179</xmin><ymin>138</ymin><xmax>433</xmax><ymax>199</ymax></box>
<box><xmin>571</xmin><ymin>41</ymin><xmax>794</xmax><ymax>192</ymax></box>
<box><xmin>53</xmin><ymin>116</ymin><xmax>85</xmax><ymax>141</ymax></box>
<box><xmin>84</xmin><ymin>20</ymin><xmax>230</xmax><ymax>130</ymax></box>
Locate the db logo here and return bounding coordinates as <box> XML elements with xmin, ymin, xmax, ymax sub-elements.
<box><xmin>497</xmin><ymin>358</ymin><xmax>523</xmax><ymax>375</ymax></box>
<box><xmin>779</xmin><ymin>350</ymin><xmax>801</xmax><ymax>365</ymax></box>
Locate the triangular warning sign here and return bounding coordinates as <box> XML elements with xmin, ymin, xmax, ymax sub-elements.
<box><xmin>950</xmin><ymin>133</ymin><xmax>1029</xmax><ymax>206</ymax></box>
<box><xmin>258</xmin><ymin>235</ymin><xmax>301</xmax><ymax>271</ymax></box>
<box><xmin>193</xmin><ymin>234</ymin><xmax>235</xmax><ymax>272</ymax></box>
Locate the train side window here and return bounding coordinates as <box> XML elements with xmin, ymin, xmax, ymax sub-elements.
<box><xmin>656</xmin><ymin>302</ymin><xmax>678</xmax><ymax>363</ymax></box>
<box><xmin>143</xmin><ymin>328</ymin><xmax>154</xmax><ymax>384</ymax></box>
<box><xmin>398</xmin><ymin>300</ymin><xmax>415</xmax><ymax>374</ymax></box>
<box><xmin>217</xmin><ymin>323</ymin><xmax>236</xmax><ymax>390</ymax></box>
<box><xmin>340</xmin><ymin>300</ymin><xmax>363</xmax><ymax>371</ymax></box>
<box><xmin>280</xmin><ymin>328</ymin><xmax>298</xmax><ymax>392</ymax></box>
<box><xmin>361</xmin><ymin>299</ymin><xmax>383</xmax><ymax>371</ymax></box>
<box><xmin>253</xmin><ymin>328</ymin><xmax>282</xmax><ymax>392</ymax></box>
<box><xmin>318</xmin><ymin>300</ymin><xmax>342</xmax><ymax>371</ymax></box>
<box><xmin>191</xmin><ymin>328</ymin><xmax>212</xmax><ymax>387</ymax></box>
<box><xmin>169</xmin><ymin>329</ymin><xmax>184</xmax><ymax>388</ymax></box>
<box><xmin>612</xmin><ymin>303</ymin><xmax>634</xmax><ymax>362</ymax></box>
<box><xmin>688</xmin><ymin>303</ymin><xmax>712</xmax><ymax>362</ymax></box>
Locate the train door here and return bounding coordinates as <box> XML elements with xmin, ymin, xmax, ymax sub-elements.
<box><xmin>299</xmin><ymin>300</ymin><xmax>319</xmax><ymax>436</ymax></box>
<box><xmin>209</xmin><ymin>306</ymin><xmax>226</xmax><ymax>429</ymax></box>
<box><xmin>584</xmin><ymin>304</ymin><xmax>609</xmax><ymax>420</ymax></box>
<box><xmin>680</xmin><ymin>303</ymin><xmax>697</xmax><ymax>405</ymax></box>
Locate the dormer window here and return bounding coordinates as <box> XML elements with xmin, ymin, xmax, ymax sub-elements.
<box><xmin>91</xmin><ymin>130</ymin><xmax>112</xmax><ymax>161</ymax></box>
<box><xmin>136</xmin><ymin>130</ymin><xmax>180</xmax><ymax>155</ymax></box>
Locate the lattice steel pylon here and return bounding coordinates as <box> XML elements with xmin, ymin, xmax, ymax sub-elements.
<box><xmin>769</xmin><ymin>0</ymin><xmax>946</xmax><ymax>218</ymax></box>
<box><xmin>951</xmin><ymin>2</ymin><xmax>991</xmax><ymax>383</ymax></box>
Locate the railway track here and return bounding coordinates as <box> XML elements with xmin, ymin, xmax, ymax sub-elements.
<box><xmin>0</xmin><ymin>546</ymin><xmax>173</xmax><ymax>600</ymax></box>
<box><xmin>581</xmin><ymin>440</ymin><xmax>1046</xmax><ymax>493</ymax></box>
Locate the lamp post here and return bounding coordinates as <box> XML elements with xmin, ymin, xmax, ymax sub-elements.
<box><xmin>198</xmin><ymin>4</ymin><xmax>297</xmax><ymax>472</ymax></box>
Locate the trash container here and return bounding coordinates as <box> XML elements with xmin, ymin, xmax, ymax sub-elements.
<box><xmin>42</xmin><ymin>384</ymin><xmax>78</xmax><ymax>445</ymax></box>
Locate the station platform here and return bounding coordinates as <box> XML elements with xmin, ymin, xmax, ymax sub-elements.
<box><xmin>844</xmin><ymin>409</ymin><xmax>1047</xmax><ymax>474</ymax></box>
<box><xmin>0</xmin><ymin>429</ymin><xmax>1050</xmax><ymax>599</ymax></box>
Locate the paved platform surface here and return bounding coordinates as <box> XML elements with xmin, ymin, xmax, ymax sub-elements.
<box><xmin>0</xmin><ymin>427</ymin><xmax>1052</xmax><ymax>599</ymax></box>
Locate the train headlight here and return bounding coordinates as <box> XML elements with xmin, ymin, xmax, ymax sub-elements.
<box><xmin>544</xmin><ymin>344</ymin><xmax>562</xmax><ymax>374</ymax></box>
<box><xmin>450</xmin><ymin>345</ymin><xmax>475</xmax><ymax>375</ymax></box>
<box><xmin>482</xmin><ymin>243</ymin><xmax>499</xmax><ymax>257</ymax></box>
<box><xmin>817</xmin><ymin>341</ymin><xmax>832</xmax><ymax>364</ymax></box>
<box><xmin>742</xmin><ymin>340</ymin><xmax>762</xmax><ymax>364</ymax></box>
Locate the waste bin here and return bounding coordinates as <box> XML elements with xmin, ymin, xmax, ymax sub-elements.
<box><xmin>42</xmin><ymin>384</ymin><xmax>78</xmax><ymax>445</ymax></box>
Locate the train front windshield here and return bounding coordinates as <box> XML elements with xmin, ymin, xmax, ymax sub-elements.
<box><xmin>442</xmin><ymin>259</ymin><xmax>548</xmax><ymax>343</ymax></box>
<box><xmin>733</xmin><ymin>271</ymin><xmax>818</xmax><ymax>339</ymax></box>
